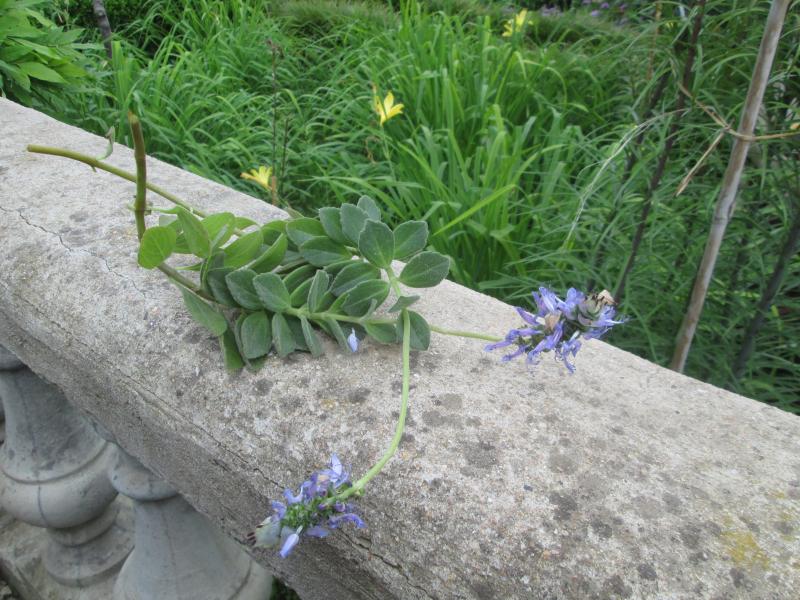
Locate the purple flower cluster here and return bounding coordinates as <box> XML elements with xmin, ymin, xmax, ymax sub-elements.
<box><xmin>486</xmin><ymin>287</ymin><xmax>623</xmax><ymax>372</ymax></box>
<box><xmin>247</xmin><ymin>454</ymin><xmax>365</xmax><ymax>557</ymax></box>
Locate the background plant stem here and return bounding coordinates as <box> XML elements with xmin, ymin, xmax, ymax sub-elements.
<box><xmin>670</xmin><ymin>0</ymin><xmax>792</xmax><ymax>372</ymax></box>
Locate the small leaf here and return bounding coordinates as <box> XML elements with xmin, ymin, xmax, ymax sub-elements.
<box><xmin>358</xmin><ymin>219</ymin><xmax>394</xmax><ymax>269</ymax></box>
<box><xmin>245</xmin><ymin>356</ymin><xmax>267</xmax><ymax>372</ymax></box>
<box><xmin>388</xmin><ymin>295</ymin><xmax>420</xmax><ymax>312</ymax></box>
<box><xmin>318</xmin><ymin>207</ymin><xmax>349</xmax><ymax>245</ymax></box>
<box><xmin>399</xmin><ymin>310</ymin><xmax>430</xmax><ymax>350</ymax></box>
<box><xmin>223</xmin><ymin>230</ymin><xmax>263</xmax><ymax>268</ymax></box>
<box><xmin>300</xmin><ymin>237</ymin><xmax>351</xmax><ymax>267</ymax></box>
<box><xmin>331</xmin><ymin>262</ymin><xmax>381</xmax><ymax>296</ymax></box>
<box><xmin>301</xmin><ymin>317</ymin><xmax>324</xmax><ymax>357</ymax></box>
<box><xmin>172</xmin><ymin>234</ymin><xmax>191</xmax><ymax>254</ymax></box>
<box><xmin>235</xmin><ymin>216</ymin><xmax>258</xmax><ymax>230</ymax></box>
<box><xmin>398</xmin><ymin>251</ymin><xmax>450</xmax><ymax>288</ymax></box>
<box><xmin>97</xmin><ymin>126</ymin><xmax>115</xmax><ymax>161</ymax></box>
<box><xmin>393</xmin><ymin>221</ymin><xmax>429</xmax><ymax>260</ymax></box>
<box><xmin>138</xmin><ymin>226</ymin><xmax>177</xmax><ymax>269</ymax></box>
<box><xmin>253</xmin><ymin>273</ymin><xmax>291</xmax><ymax>312</ymax></box>
<box><xmin>339</xmin><ymin>203</ymin><xmax>369</xmax><ymax>244</ymax></box>
<box><xmin>364</xmin><ymin>321</ymin><xmax>398</xmax><ymax>344</ymax></box>
<box><xmin>179</xmin><ymin>287</ymin><xmax>227</xmax><ymax>336</ymax></box>
<box><xmin>362</xmin><ymin>299</ymin><xmax>379</xmax><ymax>319</ymax></box>
<box><xmin>250</xmin><ymin>234</ymin><xmax>288</xmax><ymax>273</ymax></box>
<box><xmin>202</xmin><ymin>212</ymin><xmax>236</xmax><ymax>248</ymax></box>
<box><xmin>290</xmin><ymin>278</ymin><xmax>313</xmax><ymax>308</ymax></box>
<box><xmin>286</xmin><ymin>217</ymin><xmax>327</xmax><ymax>247</ymax></box>
<box><xmin>206</xmin><ymin>268</ymin><xmax>237</xmax><ymax>306</ymax></box>
<box><xmin>328</xmin><ymin>292</ymin><xmax>348</xmax><ymax>315</ymax></box>
<box><xmin>177</xmin><ymin>207</ymin><xmax>210</xmax><ymax>258</ymax></box>
<box><xmin>219</xmin><ymin>329</ymin><xmax>245</xmax><ymax>371</ymax></box>
<box><xmin>287</xmin><ymin>316</ymin><xmax>309</xmax><ymax>351</ymax></box>
<box><xmin>225</xmin><ymin>269</ymin><xmax>262</xmax><ymax>310</ymax></box>
<box><xmin>200</xmin><ymin>252</ymin><xmax>223</xmax><ymax>295</ymax></box>
<box><xmin>307</xmin><ymin>270</ymin><xmax>330</xmax><ymax>313</ymax></box>
<box><xmin>240</xmin><ymin>311</ymin><xmax>272</xmax><ymax>359</ymax></box>
<box><xmin>324</xmin><ymin>259</ymin><xmax>354</xmax><ymax>277</ymax></box>
<box><xmin>272</xmin><ymin>313</ymin><xmax>295</xmax><ymax>357</ymax></box>
<box><xmin>343</xmin><ymin>280</ymin><xmax>390</xmax><ymax>317</ymax></box>
<box><xmin>283</xmin><ymin>264</ymin><xmax>317</xmax><ymax>292</ymax></box>
<box><xmin>357</xmin><ymin>195</ymin><xmax>381</xmax><ymax>221</ymax></box>
<box><xmin>261</xmin><ymin>220</ymin><xmax>288</xmax><ymax>245</ymax></box>
<box><xmin>321</xmin><ymin>317</ymin><xmax>350</xmax><ymax>351</ymax></box>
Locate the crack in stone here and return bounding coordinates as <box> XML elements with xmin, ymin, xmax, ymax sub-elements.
<box><xmin>0</xmin><ymin>203</ymin><xmax>149</xmax><ymax>299</ymax></box>
<box><xmin>350</xmin><ymin>536</ymin><xmax>432</xmax><ymax>599</ymax></box>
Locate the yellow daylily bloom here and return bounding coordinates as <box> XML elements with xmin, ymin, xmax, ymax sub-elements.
<box><xmin>373</xmin><ymin>90</ymin><xmax>404</xmax><ymax>126</ymax></box>
<box><xmin>240</xmin><ymin>165</ymin><xmax>273</xmax><ymax>192</ymax></box>
<box><xmin>502</xmin><ymin>9</ymin><xmax>528</xmax><ymax>37</ymax></box>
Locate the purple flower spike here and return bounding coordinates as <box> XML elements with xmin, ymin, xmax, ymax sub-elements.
<box><xmin>248</xmin><ymin>454</ymin><xmax>365</xmax><ymax>557</ymax></box>
<box><xmin>486</xmin><ymin>287</ymin><xmax>623</xmax><ymax>373</ymax></box>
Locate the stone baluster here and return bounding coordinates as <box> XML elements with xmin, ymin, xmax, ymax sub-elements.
<box><xmin>0</xmin><ymin>344</ymin><xmax>133</xmax><ymax>588</ymax></box>
<box><xmin>0</xmin><ymin>346</ymin><xmax>10</xmax><ymax>532</ymax></box>
<box><xmin>109</xmin><ymin>447</ymin><xmax>272</xmax><ymax>599</ymax></box>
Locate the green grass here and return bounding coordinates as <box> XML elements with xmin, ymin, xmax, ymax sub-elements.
<box><xmin>33</xmin><ymin>0</ymin><xmax>800</xmax><ymax>413</ymax></box>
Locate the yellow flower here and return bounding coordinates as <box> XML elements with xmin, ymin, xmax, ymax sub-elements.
<box><xmin>502</xmin><ymin>9</ymin><xmax>528</xmax><ymax>37</ymax></box>
<box><xmin>373</xmin><ymin>90</ymin><xmax>404</xmax><ymax>126</ymax></box>
<box><xmin>240</xmin><ymin>165</ymin><xmax>272</xmax><ymax>192</ymax></box>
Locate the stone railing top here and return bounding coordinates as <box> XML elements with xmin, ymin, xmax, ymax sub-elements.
<box><xmin>1</xmin><ymin>98</ymin><xmax>798</xmax><ymax>599</ymax></box>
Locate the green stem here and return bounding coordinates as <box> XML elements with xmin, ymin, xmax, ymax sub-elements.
<box><xmin>429</xmin><ymin>324</ymin><xmax>501</xmax><ymax>343</ymax></box>
<box><xmin>285</xmin><ymin>306</ymin><xmax>393</xmax><ymax>327</ymax></box>
<box><xmin>128</xmin><ymin>113</ymin><xmax>147</xmax><ymax>240</ymax></box>
<box><xmin>26</xmin><ymin>144</ymin><xmax>247</xmax><ymax>238</ymax></box>
<box><xmin>336</xmin><ymin>268</ymin><xmax>410</xmax><ymax>500</ymax></box>
<box><xmin>341</xmin><ymin>308</ymin><xmax>410</xmax><ymax>499</ymax></box>
<box><xmin>158</xmin><ymin>264</ymin><xmax>214</xmax><ymax>301</ymax></box>
<box><xmin>27</xmin><ymin>144</ymin><xmax>198</xmax><ymax>214</ymax></box>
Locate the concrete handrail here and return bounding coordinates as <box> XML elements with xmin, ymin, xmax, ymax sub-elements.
<box><xmin>1</xmin><ymin>99</ymin><xmax>798</xmax><ymax>599</ymax></box>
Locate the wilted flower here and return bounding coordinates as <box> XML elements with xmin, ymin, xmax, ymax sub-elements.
<box><xmin>486</xmin><ymin>287</ymin><xmax>623</xmax><ymax>372</ymax></box>
<box><xmin>240</xmin><ymin>165</ymin><xmax>273</xmax><ymax>192</ymax></box>
<box><xmin>502</xmin><ymin>9</ymin><xmax>528</xmax><ymax>37</ymax></box>
<box><xmin>372</xmin><ymin>88</ymin><xmax>404</xmax><ymax>126</ymax></box>
<box><xmin>247</xmin><ymin>454</ymin><xmax>365</xmax><ymax>557</ymax></box>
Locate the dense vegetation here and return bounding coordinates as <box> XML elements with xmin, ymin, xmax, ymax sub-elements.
<box><xmin>5</xmin><ymin>0</ymin><xmax>798</xmax><ymax>412</ymax></box>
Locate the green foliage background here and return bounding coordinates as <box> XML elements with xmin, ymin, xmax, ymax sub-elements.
<box><xmin>0</xmin><ymin>0</ymin><xmax>90</xmax><ymax>104</ymax></box>
<box><xmin>16</xmin><ymin>0</ymin><xmax>800</xmax><ymax>413</ymax></box>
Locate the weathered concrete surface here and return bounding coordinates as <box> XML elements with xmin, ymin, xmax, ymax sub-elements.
<box><xmin>1</xmin><ymin>98</ymin><xmax>799</xmax><ymax>599</ymax></box>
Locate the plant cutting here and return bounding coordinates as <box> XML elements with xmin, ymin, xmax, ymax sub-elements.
<box><xmin>27</xmin><ymin>111</ymin><xmax>622</xmax><ymax>558</ymax></box>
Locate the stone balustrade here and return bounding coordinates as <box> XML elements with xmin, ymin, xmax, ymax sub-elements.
<box><xmin>1</xmin><ymin>98</ymin><xmax>799</xmax><ymax>599</ymax></box>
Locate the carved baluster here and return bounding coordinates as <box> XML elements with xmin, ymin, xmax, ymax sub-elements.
<box><xmin>0</xmin><ymin>345</ymin><xmax>12</xmax><ymax>532</ymax></box>
<box><xmin>109</xmin><ymin>448</ymin><xmax>272</xmax><ymax>599</ymax></box>
<box><xmin>0</xmin><ymin>344</ymin><xmax>133</xmax><ymax>587</ymax></box>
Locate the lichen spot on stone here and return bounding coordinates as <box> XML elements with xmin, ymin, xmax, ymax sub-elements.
<box><xmin>721</xmin><ymin>528</ymin><xmax>770</xmax><ymax>571</ymax></box>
